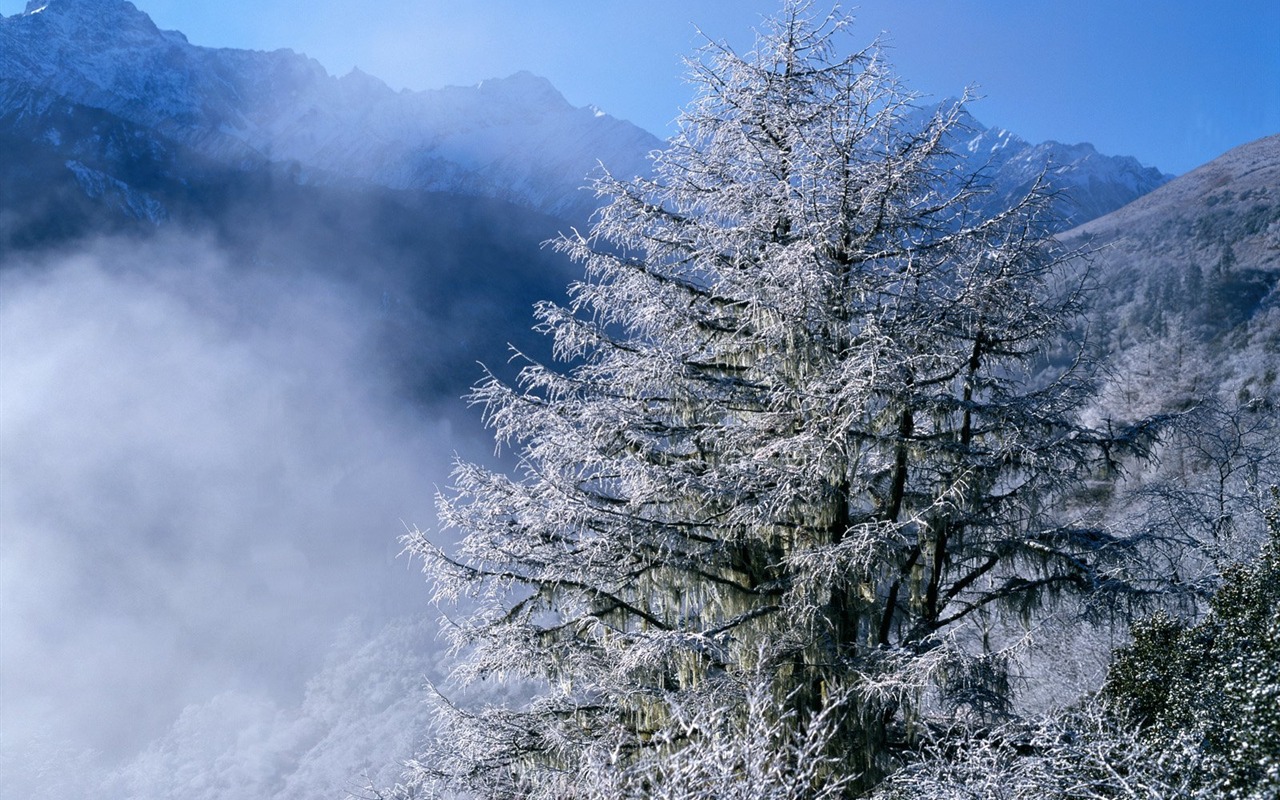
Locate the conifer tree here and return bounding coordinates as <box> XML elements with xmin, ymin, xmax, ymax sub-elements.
<box><xmin>875</xmin><ymin>490</ymin><xmax>1280</xmax><ymax>800</ymax></box>
<box><xmin>1102</xmin><ymin>487</ymin><xmax>1280</xmax><ymax>799</ymax></box>
<box><xmin>403</xmin><ymin>3</ymin><xmax>1164</xmax><ymax>796</ymax></box>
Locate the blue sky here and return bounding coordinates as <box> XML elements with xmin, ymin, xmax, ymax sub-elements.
<box><xmin>6</xmin><ymin>0</ymin><xmax>1278</xmax><ymax>174</ymax></box>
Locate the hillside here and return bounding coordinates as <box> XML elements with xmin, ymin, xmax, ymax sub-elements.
<box><xmin>1062</xmin><ymin>134</ymin><xmax>1280</xmax><ymax>413</ymax></box>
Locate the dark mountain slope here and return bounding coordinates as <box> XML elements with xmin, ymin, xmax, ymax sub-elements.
<box><xmin>0</xmin><ymin>87</ymin><xmax>574</xmax><ymax>406</ymax></box>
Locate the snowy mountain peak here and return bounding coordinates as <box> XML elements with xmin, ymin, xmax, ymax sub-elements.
<box><xmin>910</xmin><ymin>99</ymin><xmax>1174</xmax><ymax>226</ymax></box>
<box><xmin>476</xmin><ymin>70</ymin><xmax>570</xmax><ymax>109</ymax></box>
<box><xmin>0</xmin><ymin>0</ymin><xmax>660</xmax><ymax>219</ymax></box>
<box><xmin>21</xmin><ymin>0</ymin><xmax>152</xmax><ymax>25</ymax></box>
<box><xmin>337</xmin><ymin>65</ymin><xmax>394</xmax><ymax>95</ymax></box>
<box><xmin>11</xmin><ymin>0</ymin><xmax>185</xmax><ymax>45</ymax></box>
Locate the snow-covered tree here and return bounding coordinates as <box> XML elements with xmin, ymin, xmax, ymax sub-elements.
<box><xmin>402</xmin><ymin>3</ymin><xmax>1165</xmax><ymax>796</ymax></box>
<box><xmin>876</xmin><ymin>490</ymin><xmax>1280</xmax><ymax>800</ymax></box>
<box><xmin>1101</xmin><ymin>486</ymin><xmax>1280</xmax><ymax>799</ymax></box>
<box><xmin>871</xmin><ymin>704</ymin><xmax>1218</xmax><ymax>800</ymax></box>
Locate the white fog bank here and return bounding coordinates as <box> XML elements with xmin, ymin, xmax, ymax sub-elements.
<box><xmin>0</xmin><ymin>236</ymin><xmax>475</xmax><ymax>797</ymax></box>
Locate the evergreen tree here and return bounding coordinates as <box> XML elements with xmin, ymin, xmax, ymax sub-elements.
<box><xmin>403</xmin><ymin>3</ymin><xmax>1164</xmax><ymax>796</ymax></box>
<box><xmin>1103</xmin><ymin>486</ymin><xmax>1280</xmax><ymax>799</ymax></box>
<box><xmin>876</xmin><ymin>490</ymin><xmax>1280</xmax><ymax>800</ymax></box>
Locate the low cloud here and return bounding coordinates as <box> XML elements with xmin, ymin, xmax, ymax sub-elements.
<box><xmin>0</xmin><ymin>234</ymin><xmax>475</xmax><ymax>790</ymax></box>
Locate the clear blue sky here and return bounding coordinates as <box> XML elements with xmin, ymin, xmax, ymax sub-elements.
<box><xmin>6</xmin><ymin>0</ymin><xmax>1278</xmax><ymax>174</ymax></box>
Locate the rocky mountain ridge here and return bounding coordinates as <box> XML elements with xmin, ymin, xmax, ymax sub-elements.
<box><xmin>2</xmin><ymin>0</ymin><xmax>1176</xmax><ymax>236</ymax></box>
<box><xmin>948</xmin><ymin>103</ymin><xmax>1174</xmax><ymax>226</ymax></box>
<box><xmin>1</xmin><ymin>0</ymin><xmax>660</xmax><ymax>220</ymax></box>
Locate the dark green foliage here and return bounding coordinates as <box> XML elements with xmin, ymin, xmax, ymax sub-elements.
<box><xmin>876</xmin><ymin>494</ymin><xmax>1280</xmax><ymax>799</ymax></box>
<box><xmin>1103</xmin><ymin>486</ymin><xmax>1280</xmax><ymax>798</ymax></box>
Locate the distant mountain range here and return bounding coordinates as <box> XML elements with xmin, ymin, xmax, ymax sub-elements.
<box><xmin>5</xmin><ymin>0</ymin><xmax>1274</xmax><ymax>430</ymax></box>
<box><xmin>3</xmin><ymin>0</ymin><xmax>1271</xmax><ymax>433</ymax></box>
<box><xmin>938</xmin><ymin>103</ymin><xmax>1174</xmax><ymax>226</ymax></box>
<box><xmin>3</xmin><ymin>0</ymin><xmax>1172</xmax><ymax>244</ymax></box>
<box><xmin>0</xmin><ymin>0</ymin><xmax>1185</xmax><ymax>411</ymax></box>
<box><xmin>0</xmin><ymin>0</ymin><xmax>660</xmax><ymax>222</ymax></box>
